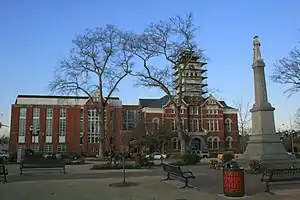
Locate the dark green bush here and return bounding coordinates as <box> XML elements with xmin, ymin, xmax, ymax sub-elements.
<box><xmin>221</xmin><ymin>151</ymin><xmax>234</xmax><ymax>163</ymax></box>
<box><xmin>182</xmin><ymin>153</ymin><xmax>201</xmax><ymax>165</ymax></box>
<box><xmin>91</xmin><ymin>163</ymin><xmax>140</xmax><ymax>170</ymax></box>
<box><xmin>246</xmin><ymin>160</ymin><xmax>261</xmax><ymax>174</ymax></box>
<box><xmin>169</xmin><ymin>161</ymin><xmax>186</xmax><ymax>166</ymax></box>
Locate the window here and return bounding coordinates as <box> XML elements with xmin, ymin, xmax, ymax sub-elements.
<box><xmin>19</xmin><ymin>108</ymin><xmax>27</xmax><ymax>137</ymax></box>
<box><xmin>59</xmin><ymin>108</ymin><xmax>66</xmax><ymax>137</ymax></box>
<box><xmin>122</xmin><ymin>110</ymin><xmax>139</xmax><ymax>130</ymax></box>
<box><xmin>207</xmin><ymin>136</ymin><xmax>220</xmax><ymax>150</ymax></box>
<box><xmin>44</xmin><ymin>144</ymin><xmax>53</xmax><ymax>153</ymax></box>
<box><xmin>214</xmin><ymin>119</ymin><xmax>219</xmax><ymax>131</ymax></box>
<box><xmin>88</xmin><ymin>109</ymin><xmax>105</xmax><ymax>143</ymax></box>
<box><xmin>171</xmin><ymin>120</ymin><xmax>175</xmax><ymax>131</ymax></box>
<box><xmin>213</xmin><ymin>137</ymin><xmax>220</xmax><ymax>149</ymax></box>
<box><xmin>208</xmin><ymin>119</ymin><xmax>219</xmax><ymax>131</ymax></box>
<box><xmin>190</xmin><ymin>119</ymin><xmax>199</xmax><ymax>132</ymax></box>
<box><xmin>30</xmin><ymin>145</ymin><xmax>39</xmax><ymax>152</ymax></box>
<box><xmin>207</xmin><ymin>137</ymin><xmax>213</xmax><ymax>149</ymax></box>
<box><xmin>152</xmin><ymin>118</ymin><xmax>159</xmax><ymax>130</ymax></box>
<box><xmin>46</xmin><ymin>108</ymin><xmax>53</xmax><ymax>137</ymax></box>
<box><xmin>80</xmin><ymin>108</ymin><xmax>84</xmax><ymax>133</ymax></box>
<box><xmin>171</xmin><ymin>137</ymin><xmax>180</xmax><ymax>150</ymax></box>
<box><xmin>225</xmin><ymin>118</ymin><xmax>232</xmax><ymax>132</ymax></box>
<box><xmin>207</xmin><ymin>106</ymin><xmax>218</xmax><ymax>114</ymax></box>
<box><xmin>171</xmin><ymin>109</ymin><xmax>175</xmax><ymax>114</ymax></box>
<box><xmin>193</xmin><ymin>119</ymin><xmax>199</xmax><ymax>132</ymax></box>
<box><xmin>180</xmin><ymin>119</ymin><xmax>184</xmax><ymax>130</ymax></box>
<box><xmin>226</xmin><ymin>136</ymin><xmax>233</xmax><ymax>149</ymax></box>
<box><xmin>194</xmin><ymin>107</ymin><xmax>198</xmax><ymax>115</ymax></box>
<box><xmin>189</xmin><ymin>107</ymin><xmax>193</xmax><ymax>115</ymax></box>
<box><xmin>57</xmin><ymin>144</ymin><xmax>66</xmax><ymax>153</ymax></box>
<box><xmin>180</xmin><ymin>108</ymin><xmax>184</xmax><ymax>114</ymax></box>
<box><xmin>33</xmin><ymin>108</ymin><xmax>40</xmax><ymax>135</ymax></box>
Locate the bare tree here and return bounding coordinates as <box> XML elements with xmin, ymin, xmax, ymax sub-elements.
<box><xmin>49</xmin><ymin>25</ymin><xmax>133</xmax><ymax>159</ymax></box>
<box><xmin>271</xmin><ymin>46</ymin><xmax>300</xmax><ymax>97</ymax></box>
<box><xmin>128</xmin><ymin>13</ymin><xmax>205</xmax><ymax>155</ymax></box>
<box><xmin>295</xmin><ymin>108</ymin><xmax>300</xmax><ymax>129</ymax></box>
<box><xmin>233</xmin><ymin>98</ymin><xmax>252</xmax><ymax>151</ymax></box>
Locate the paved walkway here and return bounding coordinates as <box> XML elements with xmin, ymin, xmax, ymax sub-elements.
<box><xmin>1</xmin><ymin>176</ymin><xmax>299</xmax><ymax>200</ymax></box>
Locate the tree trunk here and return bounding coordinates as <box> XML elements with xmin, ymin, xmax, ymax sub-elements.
<box><xmin>175</xmin><ymin>105</ymin><xmax>186</xmax><ymax>155</ymax></box>
<box><xmin>98</xmin><ymin>106</ymin><xmax>106</xmax><ymax>159</ymax></box>
<box><xmin>122</xmin><ymin>152</ymin><xmax>126</xmax><ymax>184</ymax></box>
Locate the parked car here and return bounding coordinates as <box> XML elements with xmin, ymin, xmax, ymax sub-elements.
<box><xmin>192</xmin><ymin>150</ymin><xmax>210</xmax><ymax>158</ymax></box>
<box><xmin>0</xmin><ymin>150</ymin><xmax>9</xmax><ymax>161</ymax></box>
<box><xmin>146</xmin><ymin>152</ymin><xmax>167</xmax><ymax>160</ymax></box>
<box><xmin>62</xmin><ymin>152</ymin><xmax>84</xmax><ymax>164</ymax></box>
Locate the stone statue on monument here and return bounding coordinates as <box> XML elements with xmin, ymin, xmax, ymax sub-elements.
<box><xmin>253</xmin><ymin>36</ymin><xmax>262</xmax><ymax>62</ymax></box>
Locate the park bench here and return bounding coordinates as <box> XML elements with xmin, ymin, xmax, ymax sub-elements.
<box><xmin>20</xmin><ymin>158</ymin><xmax>66</xmax><ymax>175</ymax></box>
<box><xmin>162</xmin><ymin>163</ymin><xmax>195</xmax><ymax>188</ymax></box>
<box><xmin>0</xmin><ymin>164</ymin><xmax>8</xmax><ymax>183</ymax></box>
<box><xmin>261</xmin><ymin>168</ymin><xmax>300</xmax><ymax>192</ymax></box>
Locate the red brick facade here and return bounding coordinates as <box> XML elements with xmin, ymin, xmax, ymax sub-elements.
<box><xmin>9</xmin><ymin>95</ymin><xmax>239</xmax><ymax>155</ymax></box>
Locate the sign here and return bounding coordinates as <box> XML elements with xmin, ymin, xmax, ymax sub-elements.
<box><xmin>223</xmin><ymin>171</ymin><xmax>243</xmax><ymax>193</ymax></box>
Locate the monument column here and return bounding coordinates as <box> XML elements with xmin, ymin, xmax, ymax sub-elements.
<box><xmin>240</xmin><ymin>36</ymin><xmax>296</xmax><ymax>169</ymax></box>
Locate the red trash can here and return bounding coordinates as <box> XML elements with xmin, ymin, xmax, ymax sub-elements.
<box><xmin>223</xmin><ymin>167</ymin><xmax>245</xmax><ymax>197</ymax></box>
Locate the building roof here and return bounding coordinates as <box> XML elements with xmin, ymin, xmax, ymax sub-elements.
<box><xmin>219</xmin><ymin>101</ymin><xmax>236</xmax><ymax>109</ymax></box>
<box><xmin>139</xmin><ymin>95</ymin><xmax>236</xmax><ymax>110</ymax></box>
<box><xmin>15</xmin><ymin>95</ymin><xmax>120</xmax><ymax>106</ymax></box>
<box><xmin>16</xmin><ymin>95</ymin><xmax>119</xmax><ymax>100</ymax></box>
<box><xmin>139</xmin><ymin>95</ymin><xmax>169</xmax><ymax>108</ymax></box>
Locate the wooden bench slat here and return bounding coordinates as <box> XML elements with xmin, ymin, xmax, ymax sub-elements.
<box><xmin>20</xmin><ymin>160</ymin><xmax>66</xmax><ymax>175</ymax></box>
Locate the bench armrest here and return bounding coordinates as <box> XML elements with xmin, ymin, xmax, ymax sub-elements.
<box><xmin>182</xmin><ymin>171</ymin><xmax>194</xmax><ymax>177</ymax></box>
<box><xmin>261</xmin><ymin>171</ymin><xmax>272</xmax><ymax>182</ymax></box>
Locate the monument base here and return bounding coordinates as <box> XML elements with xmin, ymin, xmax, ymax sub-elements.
<box><xmin>237</xmin><ymin>136</ymin><xmax>299</xmax><ymax>169</ymax></box>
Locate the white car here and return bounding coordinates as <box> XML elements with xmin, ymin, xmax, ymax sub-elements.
<box><xmin>146</xmin><ymin>152</ymin><xmax>167</xmax><ymax>160</ymax></box>
<box><xmin>192</xmin><ymin>150</ymin><xmax>210</xmax><ymax>158</ymax></box>
<box><xmin>0</xmin><ymin>150</ymin><xmax>9</xmax><ymax>161</ymax></box>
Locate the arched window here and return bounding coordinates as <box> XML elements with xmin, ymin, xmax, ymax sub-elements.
<box><xmin>207</xmin><ymin>137</ymin><xmax>213</xmax><ymax>149</ymax></box>
<box><xmin>225</xmin><ymin>118</ymin><xmax>232</xmax><ymax>132</ymax></box>
<box><xmin>226</xmin><ymin>136</ymin><xmax>233</xmax><ymax>149</ymax></box>
<box><xmin>152</xmin><ymin>118</ymin><xmax>159</xmax><ymax>131</ymax></box>
<box><xmin>171</xmin><ymin>137</ymin><xmax>180</xmax><ymax>150</ymax></box>
<box><xmin>213</xmin><ymin>137</ymin><xmax>220</xmax><ymax>150</ymax></box>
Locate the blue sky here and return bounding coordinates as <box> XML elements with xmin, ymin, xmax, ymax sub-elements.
<box><xmin>0</xmin><ymin>0</ymin><xmax>299</xmax><ymax>135</ymax></box>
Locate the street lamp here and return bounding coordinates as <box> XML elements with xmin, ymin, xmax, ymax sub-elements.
<box><xmin>29</xmin><ymin>125</ymin><xmax>33</xmax><ymax>150</ymax></box>
<box><xmin>36</xmin><ymin>127</ymin><xmax>40</xmax><ymax>152</ymax></box>
<box><xmin>29</xmin><ymin>125</ymin><xmax>40</xmax><ymax>152</ymax></box>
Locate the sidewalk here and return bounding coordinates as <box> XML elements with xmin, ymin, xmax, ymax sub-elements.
<box><xmin>1</xmin><ymin>176</ymin><xmax>299</xmax><ymax>200</ymax></box>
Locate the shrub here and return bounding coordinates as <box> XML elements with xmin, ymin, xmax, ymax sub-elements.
<box><xmin>182</xmin><ymin>153</ymin><xmax>201</xmax><ymax>165</ymax></box>
<box><xmin>209</xmin><ymin>160</ymin><xmax>219</xmax><ymax>169</ymax></box>
<box><xmin>221</xmin><ymin>151</ymin><xmax>234</xmax><ymax>163</ymax></box>
<box><xmin>246</xmin><ymin>160</ymin><xmax>261</xmax><ymax>174</ymax></box>
<box><xmin>170</xmin><ymin>152</ymin><xmax>182</xmax><ymax>159</ymax></box>
<box><xmin>169</xmin><ymin>161</ymin><xmax>186</xmax><ymax>166</ymax></box>
<box><xmin>91</xmin><ymin>163</ymin><xmax>141</xmax><ymax>170</ymax></box>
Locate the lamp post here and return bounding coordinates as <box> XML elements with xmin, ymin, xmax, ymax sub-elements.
<box><xmin>29</xmin><ymin>125</ymin><xmax>33</xmax><ymax>150</ymax></box>
<box><xmin>30</xmin><ymin>125</ymin><xmax>40</xmax><ymax>152</ymax></box>
<box><xmin>36</xmin><ymin>127</ymin><xmax>40</xmax><ymax>153</ymax></box>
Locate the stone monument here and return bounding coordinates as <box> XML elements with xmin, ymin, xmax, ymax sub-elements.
<box><xmin>240</xmin><ymin>36</ymin><xmax>297</xmax><ymax>169</ymax></box>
